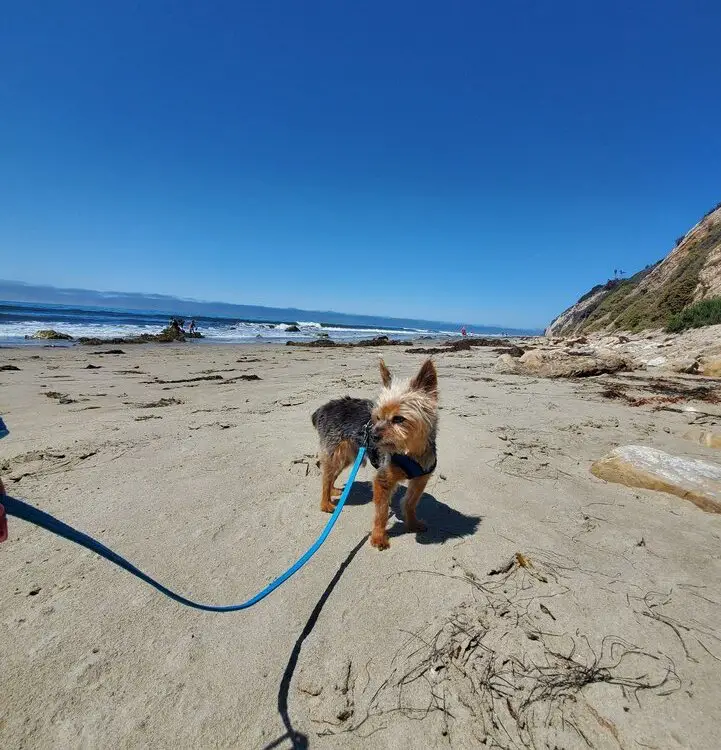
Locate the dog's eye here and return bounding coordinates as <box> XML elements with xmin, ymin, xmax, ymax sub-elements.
<box><xmin>392</xmin><ymin>415</ymin><xmax>406</xmax><ymax>424</ymax></box>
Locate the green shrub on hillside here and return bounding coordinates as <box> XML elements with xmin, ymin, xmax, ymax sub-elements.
<box><xmin>666</xmin><ymin>297</ymin><xmax>721</xmax><ymax>332</ymax></box>
<box><xmin>575</xmin><ymin>265</ymin><xmax>657</xmax><ymax>332</ymax></box>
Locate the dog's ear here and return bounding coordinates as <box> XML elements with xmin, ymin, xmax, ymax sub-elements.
<box><xmin>379</xmin><ymin>359</ymin><xmax>393</xmax><ymax>387</ymax></box>
<box><xmin>410</xmin><ymin>359</ymin><xmax>437</xmax><ymax>396</ymax></box>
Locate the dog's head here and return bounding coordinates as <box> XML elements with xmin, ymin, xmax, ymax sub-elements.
<box><xmin>371</xmin><ymin>359</ymin><xmax>438</xmax><ymax>455</ymax></box>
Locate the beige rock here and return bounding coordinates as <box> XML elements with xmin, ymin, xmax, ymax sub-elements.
<box><xmin>670</xmin><ymin>358</ymin><xmax>701</xmax><ymax>374</ymax></box>
<box><xmin>646</xmin><ymin>356</ymin><xmax>667</xmax><ymax>368</ymax></box>
<box><xmin>700</xmin><ymin>356</ymin><xmax>721</xmax><ymax>378</ymax></box>
<box><xmin>495</xmin><ymin>348</ymin><xmax>631</xmax><ymax>378</ymax></box>
<box><xmin>683</xmin><ymin>428</ymin><xmax>721</xmax><ymax>449</ymax></box>
<box><xmin>494</xmin><ymin>353</ymin><xmax>520</xmax><ymax>374</ymax></box>
<box><xmin>518</xmin><ymin>349</ymin><xmax>545</xmax><ymax>367</ymax></box>
<box><xmin>591</xmin><ymin>445</ymin><xmax>721</xmax><ymax>513</ymax></box>
<box><xmin>516</xmin><ymin>349</ymin><xmax>629</xmax><ymax>378</ymax></box>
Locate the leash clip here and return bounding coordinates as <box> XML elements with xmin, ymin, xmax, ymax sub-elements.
<box><xmin>360</xmin><ymin>419</ymin><xmax>374</xmax><ymax>448</ymax></box>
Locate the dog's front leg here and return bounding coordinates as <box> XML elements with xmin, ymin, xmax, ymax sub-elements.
<box><xmin>370</xmin><ymin>468</ymin><xmax>400</xmax><ymax>550</ymax></box>
<box><xmin>404</xmin><ymin>474</ymin><xmax>430</xmax><ymax>532</ymax></box>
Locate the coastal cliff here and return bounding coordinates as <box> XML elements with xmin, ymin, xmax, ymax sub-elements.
<box><xmin>547</xmin><ymin>203</ymin><xmax>721</xmax><ymax>337</ymax></box>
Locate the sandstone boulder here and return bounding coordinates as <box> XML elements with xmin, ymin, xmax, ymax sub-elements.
<box><xmin>683</xmin><ymin>428</ymin><xmax>721</xmax><ymax>450</ymax></box>
<box><xmin>670</xmin><ymin>358</ymin><xmax>701</xmax><ymax>374</ymax></box>
<box><xmin>494</xmin><ymin>353</ymin><xmax>520</xmax><ymax>374</ymax></box>
<box><xmin>513</xmin><ymin>349</ymin><xmax>630</xmax><ymax>378</ymax></box>
<box><xmin>645</xmin><ymin>356</ymin><xmax>668</xmax><ymax>368</ymax></box>
<box><xmin>591</xmin><ymin>445</ymin><xmax>721</xmax><ymax>513</ymax></box>
<box><xmin>700</xmin><ymin>357</ymin><xmax>721</xmax><ymax>378</ymax></box>
<box><xmin>518</xmin><ymin>349</ymin><xmax>543</xmax><ymax>366</ymax></box>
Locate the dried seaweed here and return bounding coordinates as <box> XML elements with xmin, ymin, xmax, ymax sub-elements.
<box><xmin>327</xmin><ymin>557</ymin><xmax>680</xmax><ymax>748</ymax></box>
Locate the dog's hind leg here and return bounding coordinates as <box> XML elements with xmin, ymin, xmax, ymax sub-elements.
<box><xmin>319</xmin><ymin>451</ymin><xmax>336</xmax><ymax>513</ymax></box>
<box><xmin>320</xmin><ymin>440</ymin><xmax>355</xmax><ymax>513</ymax></box>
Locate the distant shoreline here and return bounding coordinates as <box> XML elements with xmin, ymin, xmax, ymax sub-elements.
<box><xmin>0</xmin><ymin>281</ymin><xmax>541</xmax><ymax>336</ymax></box>
<box><xmin>0</xmin><ymin>299</ymin><xmax>536</xmax><ymax>347</ymax></box>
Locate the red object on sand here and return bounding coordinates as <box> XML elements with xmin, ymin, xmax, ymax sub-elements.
<box><xmin>0</xmin><ymin>504</ymin><xmax>7</xmax><ymax>542</ymax></box>
<box><xmin>0</xmin><ymin>478</ymin><xmax>7</xmax><ymax>542</ymax></box>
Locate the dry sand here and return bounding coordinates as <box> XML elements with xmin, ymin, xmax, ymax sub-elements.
<box><xmin>2</xmin><ymin>342</ymin><xmax>721</xmax><ymax>749</ymax></box>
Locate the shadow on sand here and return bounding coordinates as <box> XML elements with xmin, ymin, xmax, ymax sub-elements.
<box><xmin>345</xmin><ymin>480</ymin><xmax>482</xmax><ymax>545</ymax></box>
<box><xmin>261</xmin><ymin>534</ymin><xmax>368</xmax><ymax>750</ymax></box>
<box><xmin>262</xmin><ymin>486</ymin><xmax>480</xmax><ymax>748</ymax></box>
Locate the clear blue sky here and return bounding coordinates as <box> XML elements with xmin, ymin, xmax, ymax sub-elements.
<box><xmin>2</xmin><ymin>1</ymin><xmax>719</xmax><ymax>328</ymax></box>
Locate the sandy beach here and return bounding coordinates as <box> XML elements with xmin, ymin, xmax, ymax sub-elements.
<box><xmin>2</xmin><ymin>341</ymin><xmax>721</xmax><ymax>749</ymax></box>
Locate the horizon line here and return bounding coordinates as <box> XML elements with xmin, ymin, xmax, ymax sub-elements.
<box><xmin>0</xmin><ymin>278</ymin><xmax>543</xmax><ymax>333</ymax></box>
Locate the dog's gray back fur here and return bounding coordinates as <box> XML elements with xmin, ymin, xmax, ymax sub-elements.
<box><xmin>311</xmin><ymin>396</ymin><xmax>381</xmax><ymax>467</ymax></box>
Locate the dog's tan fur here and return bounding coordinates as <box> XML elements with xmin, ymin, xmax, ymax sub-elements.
<box><xmin>318</xmin><ymin>359</ymin><xmax>439</xmax><ymax>550</ymax></box>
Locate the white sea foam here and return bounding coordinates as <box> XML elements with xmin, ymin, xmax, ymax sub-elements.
<box><xmin>0</xmin><ymin>318</ymin><xmax>426</xmax><ymax>344</ymax></box>
<box><xmin>0</xmin><ymin>320</ymin><xmax>162</xmax><ymax>341</ymax></box>
<box><xmin>437</xmin><ymin>329</ymin><xmax>495</xmax><ymax>337</ymax></box>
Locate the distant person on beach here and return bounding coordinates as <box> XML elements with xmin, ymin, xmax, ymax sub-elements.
<box><xmin>461</xmin><ymin>326</ymin><xmax>467</xmax><ymax>337</ymax></box>
<box><xmin>189</xmin><ymin>319</ymin><xmax>197</xmax><ymax>334</ymax></box>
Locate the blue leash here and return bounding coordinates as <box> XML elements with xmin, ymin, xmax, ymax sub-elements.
<box><xmin>1</xmin><ymin>425</ymin><xmax>365</xmax><ymax>612</ymax></box>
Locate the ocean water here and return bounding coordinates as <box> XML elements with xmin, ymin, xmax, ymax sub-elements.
<box><xmin>0</xmin><ymin>301</ymin><xmax>453</xmax><ymax>346</ymax></box>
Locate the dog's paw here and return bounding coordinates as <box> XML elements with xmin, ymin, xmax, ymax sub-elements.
<box><xmin>369</xmin><ymin>532</ymin><xmax>390</xmax><ymax>550</ymax></box>
<box><xmin>407</xmin><ymin>520</ymin><xmax>427</xmax><ymax>533</ymax></box>
<box><xmin>320</xmin><ymin>502</ymin><xmax>336</xmax><ymax>514</ymax></box>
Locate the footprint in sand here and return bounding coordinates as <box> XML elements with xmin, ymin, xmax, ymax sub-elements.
<box><xmin>1</xmin><ymin>447</ymin><xmax>98</xmax><ymax>483</ymax></box>
<box><xmin>297</xmin><ymin>657</ymin><xmax>356</xmax><ymax>728</ymax></box>
<box><xmin>290</xmin><ymin>455</ymin><xmax>320</xmax><ymax>477</ymax></box>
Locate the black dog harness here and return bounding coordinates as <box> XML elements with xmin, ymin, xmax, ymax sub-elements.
<box><xmin>391</xmin><ymin>452</ymin><xmax>437</xmax><ymax>479</ymax></box>
<box><xmin>360</xmin><ymin>420</ymin><xmax>437</xmax><ymax>479</ymax></box>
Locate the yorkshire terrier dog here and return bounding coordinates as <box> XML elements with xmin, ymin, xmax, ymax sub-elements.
<box><xmin>311</xmin><ymin>359</ymin><xmax>438</xmax><ymax>550</ymax></box>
